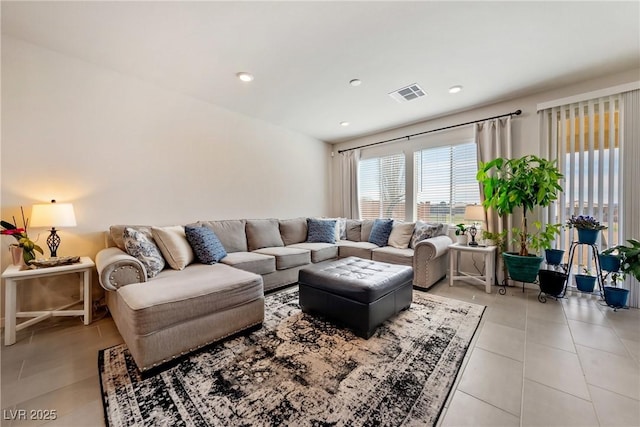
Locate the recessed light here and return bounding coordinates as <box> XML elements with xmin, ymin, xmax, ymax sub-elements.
<box><xmin>349</xmin><ymin>79</ymin><xmax>362</xmax><ymax>87</ymax></box>
<box><xmin>236</xmin><ymin>72</ymin><xmax>254</xmax><ymax>82</ymax></box>
<box><xmin>340</xmin><ymin>121</ymin><xmax>350</xmax><ymax>127</ymax></box>
<box><xmin>449</xmin><ymin>85</ymin><xmax>463</xmax><ymax>94</ymax></box>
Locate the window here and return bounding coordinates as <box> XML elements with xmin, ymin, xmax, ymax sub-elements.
<box><xmin>358</xmin><ymin>153</ymin><xmax>405</xmax><ymax>220</ymax></box>
<box><xmin>415</xmin><ymin>142</ymin><xmax>480</xmax><ymax>223</ymax></box>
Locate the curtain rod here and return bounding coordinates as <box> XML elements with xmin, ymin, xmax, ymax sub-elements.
<box><xmin>337</xmin><ymin>109</ymin><xmax>522</xmax><ymax>154</ymax></box>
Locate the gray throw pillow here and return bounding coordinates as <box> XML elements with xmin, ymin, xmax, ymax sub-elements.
<box><xmin>346</xmin><ymin>219</ymin><xmax>362</xmax><ymax>241</ymax></box>
<box><xmin>122</xmin><ymin>227</ymin><xmax>165</xmax><ymax>278</ymax></box>
<box><xmin>410</xmin><ymin>221</ymin><xmax>446</xmax><ymax>248</ymax></box>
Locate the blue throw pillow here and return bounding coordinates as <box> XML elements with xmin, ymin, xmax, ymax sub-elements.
<box><xmin>368</xmin><ymin>219</ymin><xmax>394</xmax><ymax>247</ymax></box>
<box><xmin>185</xmin><ymin>226</ymin><xmax>227</xmax><ymax>264</ymax></box>
<box><xmin>306</xmin><ymin>218</ymin><xmax>337</xmax><ymax>244</ymax></box>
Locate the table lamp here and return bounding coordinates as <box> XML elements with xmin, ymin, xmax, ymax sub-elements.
<box><xmin>30</xmin><ymin>200</ymin><xmax>77</xmax><ymax>257</ymax></box>
<box><xmin>464</xmin><ymin>204</ymin><xmax>485</xmax><ymax>247</ymax></box>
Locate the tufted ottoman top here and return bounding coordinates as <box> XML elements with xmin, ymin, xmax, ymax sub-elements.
<box><xmin>298</xmin><ymin>256</ymin><xmax>413</xmax><ymax>304</ymax></box>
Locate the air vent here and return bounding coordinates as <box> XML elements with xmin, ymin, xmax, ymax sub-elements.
<box><xmin>389</xmin><ymin>83</ymin><xmax>426</xmax><ymax>103</ymax></box>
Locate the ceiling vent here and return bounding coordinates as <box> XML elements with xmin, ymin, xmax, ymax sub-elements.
<box><xmin>389</xmin><ymin>83</ymin><xmax>426</xmax><ymax>103</ymax></box>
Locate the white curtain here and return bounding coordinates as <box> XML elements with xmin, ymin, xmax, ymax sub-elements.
<box><xmin>340</xmin><ymin>149</ymin><xmax>360</xmax><ymax>219</ymax></box>
<box><xmin>622</xmin><ymin>89</ymin><xmax>640</xmax><ymax>308</ymax></box>
<box><xmin>475</xmin><ymin>117</ymin><xmax>513</xmax><ymax>284</ymax></box>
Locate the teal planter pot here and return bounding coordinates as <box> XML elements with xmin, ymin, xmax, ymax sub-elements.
<box><xmin>599</xmin><ymin>254</ymin><xmax>621</xmax><ymax>272</ymax></box>
<box><xmin>575</xmin><ymin>274</ymin><xmax>596</xmax><ymax>292</ymax></box>
<box><xmin>604</xmin><ymin>286</ymin><xmax>629</xmax><ymax>308</ymax></box>
<box><xmin>503</xmin><ymin>252</ymin><xmax>544</xmax><ymax>283</ymax></box>
<box><xmin>577</xmin><ymin>229</ymin><xmax>600</xmax><ymax>245</ymax></box>
<box><xmin>545</xmin><ymin>249</ymin><xmax>565</xmax><ymax>266</ymax></box>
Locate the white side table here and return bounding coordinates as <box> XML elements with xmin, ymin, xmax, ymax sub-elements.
<box><xmin>2</xmin><ymin>256</ymin><xmax>95</xmax><ymax>345</ymax></box>
<box><xmin>448</xmin><ymin>243</ymin><xmax>497</xmax><ymax>294</ymax></box>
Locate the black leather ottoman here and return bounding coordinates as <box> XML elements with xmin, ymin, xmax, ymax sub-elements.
<box><xmin>298</xmin><ymin>257</ymin><xmax>413</xmax><ymax>338</ymax></box>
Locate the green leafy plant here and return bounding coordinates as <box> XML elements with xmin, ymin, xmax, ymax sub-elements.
<box><xmin>477</xmin><ymin>155</ymin><xmax>563</xmax><ymax>256</ymax></box>
<box><xmin>481</xmin><ymin>230</ymin><xmax>508</xmax><ymax>252</ymax></box>
<box><xmin>525</xmin><ymin>222</ymin><xmax>562</xmax><ymax>255</ymax></box>
<box><xmin>454</xmin><ymin>224</ymin><xmax>467</xmax><ymax>236</ymax></box>
<box><xmin>1</xmin><ymin>207</ymin><xmax>44</xmax><ymax>264</ymax></box>
<box><xmin>603</xmin><ymin>239</ymin><xmax>640</xmax><ymax>282</ymax></box>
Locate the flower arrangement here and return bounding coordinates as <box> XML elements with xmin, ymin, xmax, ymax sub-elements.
<box><xmin>1</xmin><ymin>207</ymin><xmax>43</xmax><ymax>264</ymax></box>
<box><xmin>565</xmin><ymin>215</ymin><xmax>607</xmax><ymax>231</ymax></box>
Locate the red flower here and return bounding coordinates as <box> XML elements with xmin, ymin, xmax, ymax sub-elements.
<box><xmin>1</xmin><ymin>228</ymin><xmax>25</xmax><ymax>236</ymax></box>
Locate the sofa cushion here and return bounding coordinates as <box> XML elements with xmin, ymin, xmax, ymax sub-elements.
<box><xmin>123</xmin><ymin>227</ymin><xmax>165</xmax><ymax>278</ymax></box>
<box><xmin>410</xmin><ymin>221</ymin><xmax>446</xmax><ymax>249</ymax></box>
<box><xmin>345</xmin><ymin>220</ymin><xmax>362</xmax><ymax>241</ymax></box>
<box><xmin>185</xmin><ymin>226</ymin><xmax>227</xmax><ymax>264</ymax></box>
<box><xmin>388</xmin><ymin>222</ymin><xmax>416</xmax><ymax>249</ymax></box>
<box><xmin>372</xmin><ymin>246</ymin><xmax>414</xmax><ymax>267</ymax></box>
<box><xmin>306</xmin><ymin>218</ymin><xmax>337</xmax><ymax>244</ymax></box>
<box><xmin>246</xmin><ymin>219</ymin><xmax>284</xmax><ymax>251</ymax></box>
<box><xmin>199</xmin><ymin>220</ymin><xmax>248</xmax><ymax>253</ymax></box>
<box><xmin>115</xmin><ymin>263</ymin><xmax>263</xmax><ymax>336</ymax></box>
<box><xmin>288</xmin><ymin>242</ymin><xmax>339</xmax><ymax>263</ymax></box>
<box><xmin>151</xmin><ymin>226</ymin><xmax>194</xmax><ymax>270</ymax></box>
<box><xmin>220</xmin><ymin>252</ymin><xmax>276</xmax><ymax>275</ymax></box>
<box><xmin>337</xmin><ymin>241</ymin><xmax>378</xmax><ymax>260</ymax></box>
<box><xmin>279</xmin><ymin>218</ymin><xmax>308</xmax><ymax>246</ymax></box>
<box><xmin>110</xmin><ymin>225</ymin><xmax>153</xmax><ymax>251</ymax></box>
<box><xmin>254</xmin><ymin>247</ymin><xmax>311</xmax><ymax>270</ymax></box>
<box><xmin>369</xmin><ymin>219</ymin><xmax>394</xmax><ymax>247</ymax></box>
<box><xmin>361</xmin><ymin>220</ymin><xmax>374</xmax><ymax>242</ymax></box>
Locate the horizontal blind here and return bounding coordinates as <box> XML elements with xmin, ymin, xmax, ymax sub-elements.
<box><xmin>358</xmin><ymin>153</ymin><xmax>405</xmax><ymax>220</ymax></box>
<box><xmin>415</xmin><ymin>141</ymin><xmax>479</xmax><ymax>223</ymax></box>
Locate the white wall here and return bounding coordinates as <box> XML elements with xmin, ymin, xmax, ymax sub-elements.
<box><xmin>1</xmin><ymin>37</ymin><xmax>331</xmax><ymax>313</ymax></box>
<box><xmin>330</xmin><ymin>68</ymin><xmax>640</xmax><ymax>217</ymax></box>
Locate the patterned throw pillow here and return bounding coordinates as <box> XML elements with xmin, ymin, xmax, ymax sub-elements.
<box><xmin>185</xmin><ymin>226</ymin><xmax>227</xmax><ymax>264</ymax></box>
<box><xmin>123</xmin><ymin>227</ymin><xmax>166</xmax><ymax>278</ymax></box>
<box><xmin>368</xmin><ymin>218</ymin><xmax>394</xmax><ymax>247</ymax></box>
<box><xmin>306</xmin><ymin>219</ymin><xmax>337</xmax><ymax>244</ymax></box>
<box><xmin>410</xmin><ymin>221</ymin><xmax>445</xmax><ymax>249</ymax></box>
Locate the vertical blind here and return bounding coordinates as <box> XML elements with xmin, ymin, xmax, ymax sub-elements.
<box><xmin>540</xmin><ymin>96</ymin><xmax>621</xmax><ymax>270</ymax></box>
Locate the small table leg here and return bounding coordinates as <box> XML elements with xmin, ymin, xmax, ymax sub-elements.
<box><xmin>5</xmin><ymin>279</ymin><xmax>17</xmax><ymax>345</ymax></box>
<box><xmin>83</xmin><ymin>269</ymin><xmax>91</xmax><ymax>325</ymax></box>
<box><xmin>449</xmin><ymin>251</ymin><xmax>455</xmax><ymax>287</ymax></box>
<box><xmin>485</xmin><ymin>252</ymin><xmax>495</xmax><ymax>294</ymax></box>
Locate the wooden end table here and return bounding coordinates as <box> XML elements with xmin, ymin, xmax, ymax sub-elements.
<box><xmin>2</xmin><ymin>256</ymin><xmax>95</xmax><ymax>345</ymax></box>
<box><xmin>448</xmin><ymin>243</ymin><xmax>497</xmax><ymax>294</ymax></box>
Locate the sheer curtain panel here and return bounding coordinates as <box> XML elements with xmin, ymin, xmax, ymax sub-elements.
<box><xmin>340</xmin><ymin>150</ymin><xmax>360</xmax><ymax>219</ymax></box>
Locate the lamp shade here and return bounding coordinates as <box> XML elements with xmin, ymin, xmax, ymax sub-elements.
<box><xmin>30</xmin><ymin>200</ymin><xmax>77</xmax><ymax>228</ymax></box>
<box><xmin>464</xmin><ymin>204</ymin><xmax>485</xmax><ymax>222</ymax></box>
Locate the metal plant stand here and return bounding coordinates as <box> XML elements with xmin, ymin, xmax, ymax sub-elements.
<box><xmin>565</xmin><ymin>241</ymin><xmax>605</xmax><ymax>298</ymax></box>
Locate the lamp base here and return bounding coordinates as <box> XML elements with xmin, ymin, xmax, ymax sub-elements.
<box><xmin>46</xmin><ymin>228</ymin><xmax>61</xmax><ymax>258</ymax></box>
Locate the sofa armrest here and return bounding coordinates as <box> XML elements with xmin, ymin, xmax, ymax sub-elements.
<box><xmin>95</xmin><ymin>247</ymin><xmax>147</xmax><ymax>291</ymax></box>
<box><xmin>414</xmin><ymin>235</ymin><xmax>453</xmax><ymax>260</ymax></box>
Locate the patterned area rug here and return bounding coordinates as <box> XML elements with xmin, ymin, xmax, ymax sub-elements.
<box><xmin>99</xmin><ymin>287</ymin><xmax>485</xmax><ymax>427</ymax></box>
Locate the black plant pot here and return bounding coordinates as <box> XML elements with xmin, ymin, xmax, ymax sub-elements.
<box><xmin>538</xmin><ymin>270</ymin><xmax>567</xmax><ymax>297</ymax></box>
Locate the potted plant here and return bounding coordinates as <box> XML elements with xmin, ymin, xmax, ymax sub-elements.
<box><xmin>566</xmin><ymin>215</ymin><xmax>607</xmax><ymax>245</ymax></box>
<box><xmin>477</xmin><ymin>155</ymin><xmax>563</xmax><ymax>283</ymax></box>
<box><xmin>454</xmin><ymin>223</ymin><xmax>468</xmax><ymax>245</ymax></box>
<box><xmin>574</xmin><ymin>267</ymin><xmax>597</xmax><ymax>293</ymax></box>
<box><xmin>1</xmin><ymin>207</ymin><xmax>43</xmax><ymax>265</ymax></box>
<box><xmin>602</xmin><ymin>239</ymin><xmax>640</xmax><ymax>308</ymax></box>
<box><xmin>526</xmin><ymin>222</ymin><xmax>566</xmax><ymax>297</ymax></box>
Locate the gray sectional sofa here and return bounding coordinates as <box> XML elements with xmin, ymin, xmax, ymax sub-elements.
<box><xmin>95</xmin><ymin>217</ymin><xmax>451</xmax><ymax>371</ymax></box>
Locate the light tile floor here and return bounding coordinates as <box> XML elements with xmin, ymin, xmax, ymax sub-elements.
<box><xmin>1</xmin><ymin>280</ymin><xmax>639</xmax><ymax>426</ymax></box>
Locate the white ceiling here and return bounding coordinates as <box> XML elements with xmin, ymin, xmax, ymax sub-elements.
<box><xmin>2</xmin><ymin>1</ymin><xmax>639</xmax><ymax>143</ymax></box>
